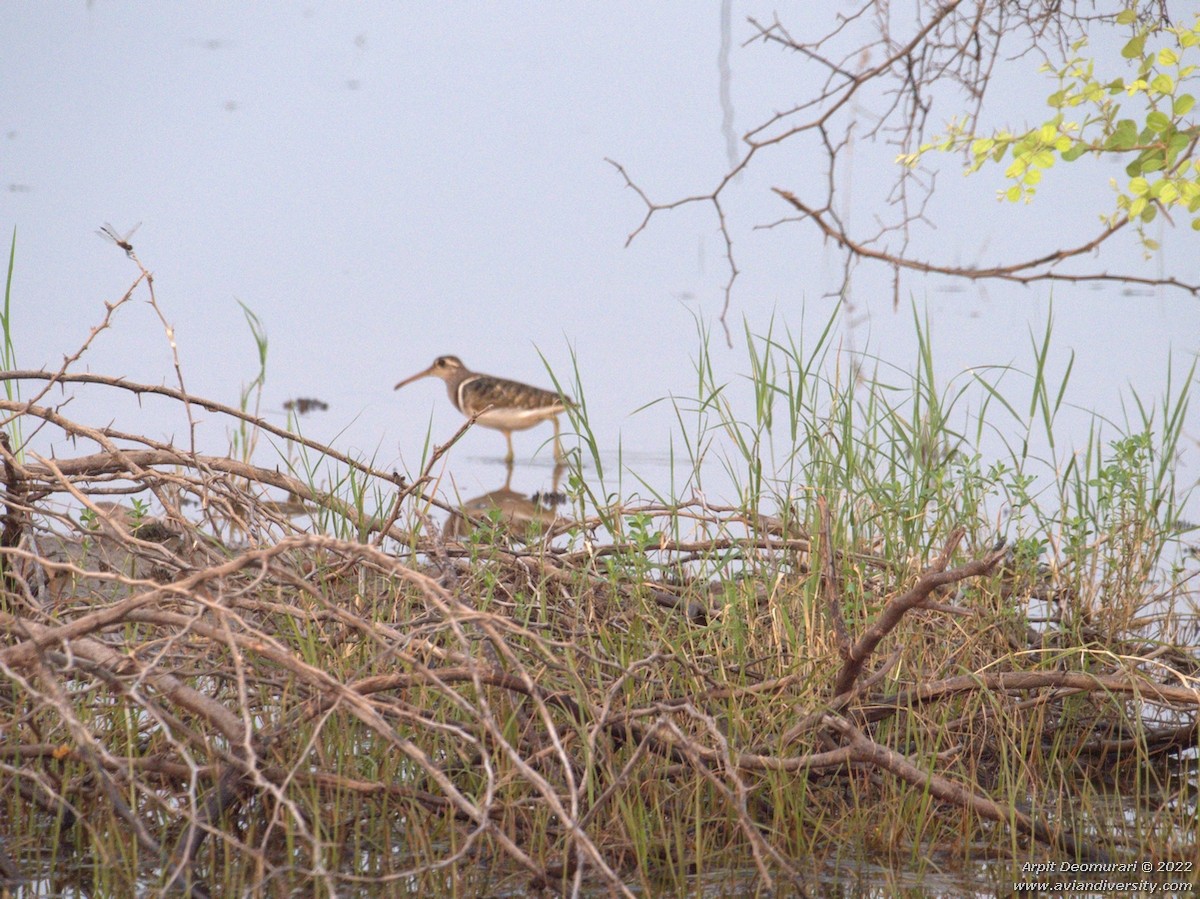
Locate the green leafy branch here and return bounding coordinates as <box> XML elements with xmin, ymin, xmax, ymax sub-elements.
<box><xmin>897</xmin><ymin>9</ymin><xmax>1200</xmax><ymax>252</ymax></box>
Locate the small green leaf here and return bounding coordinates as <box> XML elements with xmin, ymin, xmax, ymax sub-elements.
<box><xmin>1108</xmin><ymin>119</ymin><xmax>1139</xmax><ymax>150</ymax></box>
<box><xmin>1005</xmin><ymin>185</ymin><xmax>1022</xmax><ymax>202</ymax></box>
<box><xmin>1061</xmin><ymin>144</ymin><xmax>1088</xmax><ymax>162</ymax></box>
<box><xmin>1156</xmin><ymin>182</ymin><xmax>1179</xmax><ymax>204</ymax></box>
<box><xmin>1121</xmin><ymin>33</ymin><xmax>1146</xmax><ymax>59</ymax></box>
<box><xmin>970</xmin><ymin>138</ymin><xmax>996</xmax><ymax>157</ymax></box>
<box><xmin>1146</xmin><ymin>110</ymin><xmax>1171</xmax><ymax>133</ymax></box>
<box><xmin>1032</xmin><ymin>149</ymin><xmax>1056</xmax><ymax>169</ymax></box>
<box><xmin>1166</xmin><ymin>132</ymin><xmax>1190</xmax><ymax>165</ymax></box>
<box><xmin>1129</xmin><ymin>196</ymin><xmax>1147</xmax><ymax>217</ymax></box>
<box><xmin>1191</xmin><ymin>216</ymin><xmax>1200</xmax><ymax>230</ymax></box>
<box><xmin>1129</xmin><ymin>176</ymin><xmax>1150</xmax><ymax>196</ymax></box>
<box><xmin>1158</xmin><ymin>48</ymin><xmax>1180</xmax><ymax>66</ymax></box>
<box><xmin>1116</xmin><ymin>9</ymin><xmax>1137</xmax><ymax>24</ymax></box>
<box><xmin>1174</xmin><ymin>94</ymin><xmax>1195</xmax><ymax>116</ymax></box>
<box><xmin>1151</xmin><ymin>73</ymin><xmax>1175</xmax><ymax>94</ymax></box>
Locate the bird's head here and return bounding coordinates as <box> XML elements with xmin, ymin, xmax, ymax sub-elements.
<box><xmin>394</xmin><ymin>355</ymin><xmax>466</xmax><ymax>390</ymax></box>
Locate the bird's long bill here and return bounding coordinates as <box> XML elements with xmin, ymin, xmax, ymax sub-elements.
<box><xmin>394</xmin><ymin>366</ymin><xmax>436</xmax><ymax>391</ymax></box>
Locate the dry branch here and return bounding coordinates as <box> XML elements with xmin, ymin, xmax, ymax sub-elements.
<box><xmin>609</xmin><ymin>1</ymin><xmax>1200</xmax><ymax>333</ymax></box>
<box><xmin>0</xmin><ymin>354</ymin><xmax>1194</xmax><ymax>892</ymax></box>
<box><xmin>832</xmin><ymin>529</ymin><xmax>1008</xmax><ymax>695</ymax></box>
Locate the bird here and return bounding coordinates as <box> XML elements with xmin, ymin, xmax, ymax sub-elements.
<box><xmin>393</xmin><ymin>355</ymin><xmax>571</xmax><ymax>463</ymax></box>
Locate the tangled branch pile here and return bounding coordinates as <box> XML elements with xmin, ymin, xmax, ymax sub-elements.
<box><xmin>0</xmin><ymin>242</ymin><xmax>1195</xmax><ymax>897</ymax></box>
<box><xmin>0</xmin><ymin>367</ymin><xmax>1197</xmax><ymax>897</ymax></box>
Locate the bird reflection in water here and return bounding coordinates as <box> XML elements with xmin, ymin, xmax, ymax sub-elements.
<box><xmin>444</xmin><ymin>465</ymin><xmax>569</xmax><ymax>542</ymax></box>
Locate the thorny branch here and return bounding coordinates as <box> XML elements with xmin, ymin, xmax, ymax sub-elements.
<box><xmin>609</xmin><ymin>1</ymin><xmax>1199</xmax><ymax>342</ymax></box>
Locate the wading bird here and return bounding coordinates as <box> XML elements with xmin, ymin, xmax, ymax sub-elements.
<box><xmin>394</xmin><ymin>355</ymin><xmax>571</xmax><ymax>463</ymax></box>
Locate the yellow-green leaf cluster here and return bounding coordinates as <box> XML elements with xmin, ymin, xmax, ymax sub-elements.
<box><xmin>899</xmin><ymin>7</ymin><xmax>1200</xmax><ymax>250</ymax></box>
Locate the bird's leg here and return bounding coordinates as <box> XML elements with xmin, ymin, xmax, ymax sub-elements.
<box><xmin>504</xmin><ymin>431</ymin><xmax>515</xmax><ymax>464</ymax></box>
<box><xmin>552</xmin><ymin>416</ymin><xmax>562</xmax><ymax>461</ymax></box>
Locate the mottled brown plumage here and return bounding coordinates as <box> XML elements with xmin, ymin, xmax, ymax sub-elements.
<box><xmin>394</xmin><ymin>356</ymin><xmax>571</xmax><ymax>462</ymax></box>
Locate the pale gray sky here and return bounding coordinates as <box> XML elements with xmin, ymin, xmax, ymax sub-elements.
<box><xmin>5</xmin><ymin>3</ymin><xmax>1198</xmax><ymax>511</ymax></box>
